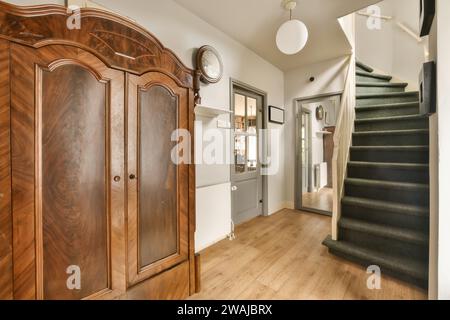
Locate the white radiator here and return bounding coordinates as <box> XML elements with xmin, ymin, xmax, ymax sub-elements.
<box><xmin>314</xmin><ymin>163</ymin><xmax>328</xmax><ymax>190</ymax></box>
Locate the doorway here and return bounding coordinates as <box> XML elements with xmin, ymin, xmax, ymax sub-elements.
<box><xmin>231</xmin><ymin>82</ymin><xmax>265</xmax><ymax>225</ymax></box>
<box><xmin>295</xmin><ymin>93</ymin><xmax>341</xmax><ymax>216</ymax></box>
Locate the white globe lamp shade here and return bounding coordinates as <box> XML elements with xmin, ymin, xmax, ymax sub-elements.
<box><xmin>276</xmin><ymin>19</ymin><xmax>308</xmax><ymax>55</ymax></box>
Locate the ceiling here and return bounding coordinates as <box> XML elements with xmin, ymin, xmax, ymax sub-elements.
<box><xmin>174</xmin><ymin>0</ymin><xmax>381</xmax><ymax>71</ymax></box>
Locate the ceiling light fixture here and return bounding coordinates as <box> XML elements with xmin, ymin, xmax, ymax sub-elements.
<box><xmin>276</xmin><ymin>0</ymin><xmax>309</xmax><ymax>55</ymax></box>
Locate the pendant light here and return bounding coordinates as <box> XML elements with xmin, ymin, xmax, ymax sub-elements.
<box><xmin>276</xmin><ymin>1</ymin><xmax>309</xmax><ymax>55</ymax></box>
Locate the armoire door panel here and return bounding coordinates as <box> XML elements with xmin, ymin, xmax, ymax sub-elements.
<box><xmin>138</xmin><ymin>85</ymin><xmax>179</xmax><ymax>268</ymax></box>
<box><xmin>40</xmin><ymin>65</ymin><xmax>108</xmax><ymax>300</ymax></box>
<box><xmin>127</xmin><ymin>73</ymin><xmax>189</xmax><ymax>286</ymax></box>
<box><xmin>10</xmin><ymin>44</ymin><xmax>126</xmax><ymax>300</ymax></box>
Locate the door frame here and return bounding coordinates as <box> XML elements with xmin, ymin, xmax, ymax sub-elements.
<box><xmin>300</xmin><ymin>108</ymin><xmax>313</xmax><ymax>194</ymax></box>
<box><xmin>230</xmin><ymin>79</ymin><xmax>269</xmax><ymax>219</ymax></box>
<box><xmin>294</xmin><ymin>91</ymin><xmax>342</xmax><ymax>217</ymax></box>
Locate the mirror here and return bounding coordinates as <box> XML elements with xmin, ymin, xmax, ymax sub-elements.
<box><xmin>297</xmin><ymin>95</ymin><xmax>341</xmax><ymax>214</ymax></box>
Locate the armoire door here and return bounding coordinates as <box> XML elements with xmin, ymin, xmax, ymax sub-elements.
<box><xmin>127</xmin><ymin>72</ymin><xmax>189</xmax><ymax>286</ymax></box>
<box><xmin>10</xmin><ymin>44</ymin><xmax>126</xmax><ymax>300</ymax></box>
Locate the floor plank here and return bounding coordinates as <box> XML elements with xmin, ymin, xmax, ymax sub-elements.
<box><xmin>191</xmin><ymin>209</ymin><xmax>427</xmax><ymax>300</ymax></box>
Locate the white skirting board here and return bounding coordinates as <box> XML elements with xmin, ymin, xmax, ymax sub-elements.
<box><xmin>195</xmin><ymin>182</ymin><xmax>232</xmax><ymax>253</ymax></box>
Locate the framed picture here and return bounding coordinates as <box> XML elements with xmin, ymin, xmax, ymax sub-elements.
<box><xmin>269</xmin><ymin>106</ymin><xmax>285</xmax><ymax>124</ymax></box>
<box><xmin>420</xmin><ymin>0</ymin><xmax>436</xmax><ymax>37</ymax></box>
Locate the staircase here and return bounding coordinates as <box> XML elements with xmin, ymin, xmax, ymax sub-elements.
<box><xmin>323</xmin><ymin>61</ymin><xmax>429</xmax><ymax>289</ymax></box>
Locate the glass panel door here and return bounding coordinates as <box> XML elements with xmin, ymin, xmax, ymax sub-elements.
<box><xmin>231</xmin><ymin>88</ymin><xmax>263</xmax><ymax>225</ymax></box>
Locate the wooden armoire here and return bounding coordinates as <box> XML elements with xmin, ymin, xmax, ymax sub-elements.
<box><xmin>0</xmin><ymin>2</ymin><xmax>199</xmax><ymax>300</ymax></box>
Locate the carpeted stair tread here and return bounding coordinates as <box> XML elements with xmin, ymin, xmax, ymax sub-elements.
<box><xmin>348</xmin><ymin>161</ymin><xmax>429</xmax><ymax>170</ymax></box>
<box><xmin>356</xmin><ymin>101</ymin><xmax>419</xmax><ymax>111</ymax></box>
<box><xmin>355</xmin><ymin>114</ymin><xmax>427</xmax><ymax>124</ymax></box>
<box><xmin>357</xmin><ymin>82</ymin><xmax>408</xmax><ymax>88</ymax></box>
<box><xmin>356</xmin><ymin>70</ymin><xmax>392</xmax><ymax>81</ymax></box>
<box><xmin>322</xmin><ymin>235</ymin><xmax>428</xmax><ymax>283</ymax></box>
<box><xmin>345</xmin><ymin>178</ymin><xmax>429</xmax><ymax>190</ymax></box>
<box><xmin>356</xmin><ymin>91</ymin><xmax>419</xmax><ymax>100</ymax></box>
<box><xmin>352</xmin><ymin>130</ymin><xmax>429</xmax><ymax>147</ymax></box>
<box><xmin>342</xmin><ymin>196</ymin><xmax>429</xmax><ymax>218</ymax></box>
<box><xmin>339</xmin><ymin>217</ymin><xmax>428</xmax><ymax>245</ymax></box>
<box><xmin>356</xmin><ymin>61</ymin><xmax>374</xmax><ymax>73</ymax></box>
<box><xmin>353</xmin><ymin>129</ymin><xmax>429</xmax><ymax>136</ymax></box>
<box><xmin>351</xmin><ymin>145</ymin><xmax>429</xmax><ymax>151</ymax></box>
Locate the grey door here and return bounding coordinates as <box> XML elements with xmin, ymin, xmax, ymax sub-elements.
<box><xmin>231</xmin><ymin>88</ymin><xmax>263</xmax><ymax>225</ymax></box>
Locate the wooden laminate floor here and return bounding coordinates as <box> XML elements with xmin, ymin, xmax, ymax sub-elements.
<box><xmin>191</xmin><ymin>209</ymin><xmax>427</xmax><ymax>300</ymax></box>
<box><xmin>302</xmin><ymin>187</ymin><xmax>333</xmax><ymax>212</ymax></box>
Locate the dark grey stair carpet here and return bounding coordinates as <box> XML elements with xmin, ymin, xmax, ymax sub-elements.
<box><xmin>356</xmin><ymin>70</ymin><xmax>392</xmax><ymax>82</ymax></box>
<box><xmin>323</xmin><ymin>60</ymin><xmax>430</xmax><ymax>289</ymax></box>
<box><xmin>356</xmin><ymin>102</ymin><xmax>419</xmax><ymax>119</ymax></box>
<box><xmin>356</xmin><ymin>92</ymin><xmax>419</xmax><ymax>106</ymax></box>
<box><xmin>352</xmin><ymin>129</ymin><xmax>429</xmax><ymax>146</ymax></box>
<box><xmin>347</xmin><ymin>161</ymin><xmax>429</xmax><ymax>183</ymax></box>
<box><xmin>341</xmin><ymin>196</ymin><xmax>429</xmax><ymax>232</ymax></box>
<box><xmin>356</xmin><ymin>82</ymin><xmax>408</xmax><ymax>94</ymax></box>
<box><xmin>356</xmin><ymin>61</ymin><xmax>374</xmax><ymax>73</ymax></box>
<box><xmin>323</xmin><ymin>236</ymin><xmax>428</xmax><ymax>288</ymax></box>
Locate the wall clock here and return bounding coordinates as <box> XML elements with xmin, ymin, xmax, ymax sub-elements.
<box><xmin>316</xmin><ymin>105</ymin><xmax>325</xmax><ymax>121</ymax></box>
<box><xmin>196</xmin><ymin>45</ymin><xmax>223</xmax><ymax>84</ymax></box>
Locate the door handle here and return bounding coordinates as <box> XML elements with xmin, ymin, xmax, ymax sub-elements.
<box><xmin>231</xmin><ymin>186</ymin><xmax>238</xmax><ymax>191</ymax></box>
<box><xmin>129</xmin><ymin>174</ymin><xmax>137</xmax><ymax>180</ymax></box>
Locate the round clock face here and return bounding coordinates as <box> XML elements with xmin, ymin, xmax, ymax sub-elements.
<box><xmin>197</xmin><ymin>46</ymin><xmax>223</xmax><ymax>83</ymax></box>
<box><xmin>202</xmin><ymin>50</ymin><xmax>221</xmax><ymax>79</ymax></box>
<box><xmin>316</xmin><ymin>105</ymin><xmax>324</xmax><ymax>120</ymax></box>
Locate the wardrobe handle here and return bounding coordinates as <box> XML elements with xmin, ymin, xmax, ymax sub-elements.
<box><xmin>129</xmin><ymin>174</ymin><xmax>136</xmax><ymax>180</ymax></box>
<box><xmin>113</xmin><ymin>176</ymin><xmax>121</xmax><ymax>182</ymax></box>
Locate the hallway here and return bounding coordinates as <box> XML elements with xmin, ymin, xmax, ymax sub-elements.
<box><xmin>191</xmin><ymin>210</ymin><xmax>426</xmax><ymax>300</ymax></box>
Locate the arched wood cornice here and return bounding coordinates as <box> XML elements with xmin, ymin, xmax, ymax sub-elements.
<box><xmin>0</xmin><ymin>1</ymin><xmax>196</xmax><ymax>89</ymax></box>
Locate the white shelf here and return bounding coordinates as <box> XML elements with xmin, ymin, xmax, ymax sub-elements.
<box><xmin>195</xmin><ymin>105</ymin><xmax>233</xmax><ymax>118</ymax></box>
<box><xmin>316</xmin><ymin>131</ymin><xmax>333</xmax><ymax>135</ymax></box>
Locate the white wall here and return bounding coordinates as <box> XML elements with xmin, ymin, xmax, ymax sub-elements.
<box><xmin>284</xmin><ymin>56</ymin><xmax>349</xmax><ymax>206</ymax></box>
<box><xmin>356</xmin><ymin>0</ymin><xmax>426</xmax><ymax>87</ymax></box>
<box><xmin>5</xmin><ymin>0</ymin><xmax>63</xmax><ymax>4</ymax></box>
<box><xmin>429</xmin><ymin>0</ymin><xmax>450</xmax><ymax>300</ymax></box>
<box><xmin>5</xmin><ymin>0</ymin><xmax>286</xmax><ymax>252</ymax></box>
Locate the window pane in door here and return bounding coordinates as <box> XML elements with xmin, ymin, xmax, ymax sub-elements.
<box><xmin>247</xmin><ymin>135</ymin><xmax>257</xmax><ymax>171</ymax></box>
<box><xmin>234</xmin><ymin>135</ymin><xmax>246</xmax><ymax>173</ymax></box>
<box><xmin>247</xmin><ymin>97</ymin><xmax>257</xmax><ymax>134</ymax></box>
<box><xmin>234</xmin><ymin>94</ymin><xmax>246</xmax><ymax>132</ymax></box>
